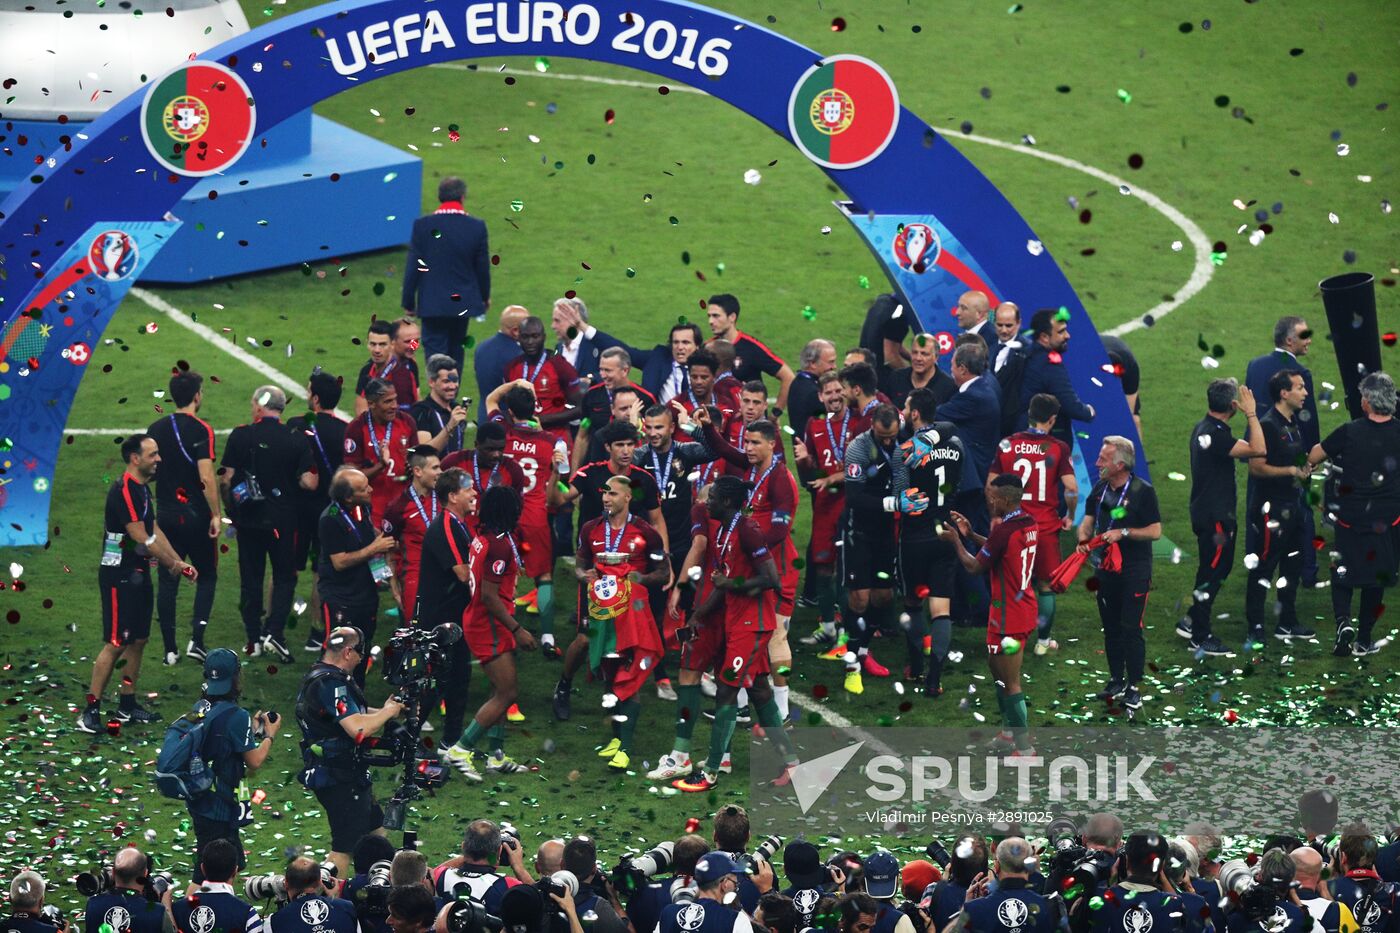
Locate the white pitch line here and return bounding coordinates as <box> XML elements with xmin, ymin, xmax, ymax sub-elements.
<box><xmin>788</xmin><ymin>691</ymin><xmax>899</xmax><ymax>758</ymax></box>
<box><xmin>64</xmin><ymin>427</ymin><xmax>235</xmax><ymax>436</ymax></box>
<box><xmin>433</xmin><ymin>63</ymin><xmax>1214</xmax><ymax>337</ymax></box>
<box><xmin>127</xmin><ymin>287</ymin><xmax>352</xmax><ymax>420</ymax></box>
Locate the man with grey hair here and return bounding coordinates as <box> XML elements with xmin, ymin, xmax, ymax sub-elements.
<box><xmin>1291</xmin><ymin>846</ymin><xmax>1356</xmax><ymax>933</ymax></box>
<box><xmin>949</xmin><ymin>838</ymin><xmax>1056</xmax><ymax>933</ymax></box>
<box><xmin>1077</xmin><ymin>437</ymin><xmax>1161</xmax><ymax>711</ymax></box>
<box><xmin>575</xmin><ymin>345</ymin><xmax>656</xmax><ymax>468</ymax></box>
<box><xmin>1308</xmin><ymin>371</ymin><xmax>1399</xmax><ymax>656</ymax></box>
<box><xmin>552</xmin><ymin>296</ymin><xmax>628</xmax><ymax>382</ymax></box>
<box><xmin>434</xmin><ymin>820</ymin><xmax>526</xmax><ymax>912</ymax></box>
<box><xmin>3</xmin><ymin>871</ymin><xmax>62</xmax><ymax>933</ymax></box>
<box><xmin>412</xmin><ymin>353</ymin><xmax>470</xmax><ymax>454</ymax></box>
<box><xmin>390</xmin><ymin>850</ymin><xmax>432</xmax><ymax>892</ymax></box>
<box><xmin>220</xmin><ymin>385</ymin><xmax>317</xmax><ymax>659</ymax></box>
<box><xmin>788</xmin><ymin>338</ymin><xmax>837</xmax><ymax>439</ymax></box>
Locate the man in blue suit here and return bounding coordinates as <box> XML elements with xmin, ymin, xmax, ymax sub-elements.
<box><xmin>549</xmin><ymin>297</ymin><xmax>628</xmax><ymax>383</ymax></box>
<box><xmin>1245</xmin><ymin>316</ymin><xmax>1321</xmax><ymax>585</ymax></box>
<box><xmin>401</xmin><ymin>177</ymin><xmax>490</xmax><ymax>375</ymax></box>
<box><xmin>1017</xmin><ymin>307</ymin><xmax>1096</xmax><ymax>448</ymax></box>
<box><xmin>629</xmin><ymin>322</ymin><xmax>705</xmax><ymax>404</ymax></box>
<box><xmin>957</xmin><ymin>290</ymin><xmax>998</xmax><ymax>349</ymax></box>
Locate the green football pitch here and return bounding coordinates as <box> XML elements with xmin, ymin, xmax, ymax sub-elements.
<box><xmin>3</xmin><ymin>0</ymin><xmax>1397</xmax><ymax>895</ymax></box>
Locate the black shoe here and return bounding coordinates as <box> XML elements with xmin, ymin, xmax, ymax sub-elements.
<box><xmin>1121</xmin><ymin>686</ymin><xmax>1143</xmax><ymax>711</ymax></box>
<box><xmin>1245</xmin><ymin>627</ymin><xmax>1266</xmax><ymax>647</ymax></box>
<box><xmin>1174</xmin><ymin>619</ymin><xmax>1194</xmax><ymax>640</ymax></box>
<box><xmin>736</xmin><ymin>706</ymin><xmax>751</xmax><ymax>725</ymax></box>
<box><xmin>1333</xmin><ymin>621</ymin><xmax>1355</xmax><ymax>657</ymax></box>
<box><xmin>114</xmin><ymin>705</ymin><xmax>158</xmax><ymax>724</ymax></box>
<box><xmin>1189</xmin><ymin>635</ymin><xmax>1229</xmax><ymax>657</ymax></box>
<box><xmin>1352</xmin><ymin>639</ymin><xmax>1380</xmax><ymax>657</ymax></box>
<box><xmin>76</xmin><ymin>707</ymin><xmax>101</xmax><ymax>734</ymax></box>
<box><xmin>541</xmin><ymin>643</ymin><xmax>562</xmax><ymax>661</ymax></box>
<box><xmin>261</xmin><ymin>634</ymin><xmax>294</xmax><ymax>662</ymax></box>
<box><xmin>552</xmin><ymin>681</ymin><xmax>572</xmax><ymax>721</ymax></box>
<box><xmin>303</xmin><ymin>634</ymin><xmax>324</xmax><ymax>653</ymax></box>
<box><xmin>185</xmin><ymin>640</ymin><xmax>207</xmax><ymax>662</ymax></box>
<box><xmin>1098</xmin><ymin>679</ymin><xmax>1127</xmax><ymax>701</ymax></box>
<box><xmin>1273</xmin><ymin>623</ymin><xmax>1316</xmax><ymax>641</ymax></box>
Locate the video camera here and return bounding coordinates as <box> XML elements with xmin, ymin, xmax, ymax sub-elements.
<box><xmin>1041</xmin><ymin>819</ymin><xmax>1115</xmax><ymax>909</ymax></box>
<box><xmin>75</xmin><ymin>867</ymin><xmax>174</xmax><ymax>903</ymax></box>
<box><xmin>382</xmin><ymin>623</ymin><xmax>462</xmax><ymax>688</ymax></box>
<box><xmin>352</xmin><ymin>860</ymin><xmax>393</xmax><ymax>923</ymax></box>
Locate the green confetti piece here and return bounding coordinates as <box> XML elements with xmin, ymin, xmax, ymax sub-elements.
<box><xmin>1110</xmin><ymin>506</ymin><xmax>1127</xmax><ymax>519</ymax></box>
<box><xmin>669</xmin><ymin>216</ymin><xmax>679</xmax><ymax>225</ymax></box>
<box><xmin>626</xmin><ymin>268</ymin><xmax>636</xmax><ymax>278</ymax></box>
<box><xmin>857</xmin><ymin>274</ymin><xmax>870</xmax><ymax>288</ymax></box>
<box><xmin>715</xmin><ymin>262</ymin><xmax>725</xmax><ymax>274</ymax></box>
<box><xmin>510</xmin><ymin>199</ymin><xmax>524</xmax><ymax>212</ymax></box>
<box><xmin>1054</xmin><ymin>306</ymin><xmax>1071</xmax><ymax>322</ymax></box>
<box><xmin>802</xmin><ymin>306</ymin><xmax>817</xmax><ymax>321</ymax></box>
<box><xmin>464</xmin><ymin>335</ymin><xmax>476</xmax><ymax>349</ymax></box>
<box><xmin>372</xmin><ymin>282</ymin><xmax>385</xmax><ymax>296</ymax></box>
<box><xmin>534</xmin><ymin>56</ymin><xmax>551</xmax><ymax>72</ymax></box>
<box><xmin>1117</xmin><ymin>88</ymin><xmax>1132</xmax><ymax>104</ymax></box>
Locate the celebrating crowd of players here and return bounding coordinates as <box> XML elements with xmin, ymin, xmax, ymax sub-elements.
<box><xmin>83</xmin><ymin>290</ymin><xmax>1399</xmax><ymax>786</ymax></box>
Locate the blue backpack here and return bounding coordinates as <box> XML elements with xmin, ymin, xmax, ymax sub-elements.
<box><xmin>154</xmin><ymin>701</ymin><xmax>238</xmax><ymax>800</ymax></box>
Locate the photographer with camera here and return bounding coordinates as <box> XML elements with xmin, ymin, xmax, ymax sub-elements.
<box><xmin>295</xmin><ymin>626</ymin><xmax>404</xmax><ymax>879</ymax></box>
<box><xmin>172</xmin><ymin>841</ymin><xmax>262</xmax><ymax>933</ymax></box>
<box><xmin>837</xmin><ymin>894</ymin><xmax>879</xmax><ymax>933</ymax></box>
<box><xmin>3</xmin><ymin>872</ymin><xmax>63</xmax><ymax>933</ymax></box>
<box><xmin>344</xmin><ymin>836</ymin><xmax>398</xmax><ymax>933</ymax></box>
<box><xmin>83</xmin><ymin>848</ymin><xmax>175</xmax><ymax>933</ymax></box>
<box><xmin>387</xmin><ymin>887</ymin><xmax>438</xmax><ymax>933</ymax></box>
<box><xmin>710</xmin><ymin>807</ymin><xmax>766</xmax><ymax>916</ymax></box>
<box><xmin>1290</xmin><ymin>847</ymin><xmax>1356</xmax><ymax>933</ymax></box>
<box><xmin>625</xmin><ymin>836</ymin><xmax>711</xmax><ymax>933</ymax></box>
<box><xmin>944</xmin><ymin>840</ymin><xmax>1054</xmax><ymax>933</ymax></box>
<box><xmin>1219</xmin><ymin>848</ymin><xmax>1307</xmax><ymax>933</ymax></box>
<box><xmin>560</xmin><ymin>837</ymin><xmax>627</xmax><ymax>933</ymax></box>
<box><xmin>434</xmin><ymin>821</ymin><xmax>527</xmax><ymax>915</ymax></box>
<box><xmin>1326</xmin><ymin>827</ymin><xmax>1399</xmax><ymax>933</ymax></box>
<box><xmin>1084</xmin><ymin>834</ymin><xmax>1184</xmax><ymax>933</ymax></box>
<box><xmin>659</xmin><ymin>855</ymin><xmax>752</xmax><ymax>933</ymax></box>
<box><xmin>783</xmin><ymin>843</ymin><xmax>844</xmax><ymax>931</ymax></box>
<box><xmin>859</xmin><ymin>853</ymin><xmax>918</xmax><ymax>933</ymax></box>
<box><xmin>1043</xmin><ymin>815</ymin><xmax>1121</xmax><ymax>908</ymax></box>
<box><xmin>753</xmin><ymin>895</ymin><xmax>796</xmax><ymax>933</ymax></box>
<box><xmin>1163</xmin><ymin>842</ymin><xmax>1212</xmax><ymax>933</ymax></box>
<box><xmin>266</xmin><ymin>858</ymin><xmax>357</xmax><ymax>933</ymax></box>
<box><xmin>926</xmin><ymin>838</ymin><xmax>987</xmax><ymax>933</ymax></box>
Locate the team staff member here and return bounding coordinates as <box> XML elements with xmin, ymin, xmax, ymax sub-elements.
<box><xmin>147</xmin><ymin>370</ymin><xmax>220</xmax><ymax>666</ymax></box>
<box><xmin>1183</xmin><ymin>380</ymin><xmax>1265</xmax><ymax>657</ymax></box>
<box><xmin>287</xmin><ymin>371</ymin><xmax>349</xmax><ymax>652</ymax></box>
<box><xmin>354</xmin><ymin>319</ymin><xmax>420</xmax><ymax>416</ymax></box>
<box><xmin>443</xmin><ymin>486</ymin><xmax>537</xmax><ymax>780</ymax></box>
<box><xmin>897</xmin><ymin>389</ymin><xmax>968</xmax><ymax>697</ymax></box>
<box><xmin>504</xmin><ymin>315</ymin><xmax>584</xmax><ymax>446</ymax></box>
<box><xmin>316</xmin><ymin>470</ymin><xmax>397</xmax><ymax>682</ymax></box>
<box><xmin>989</xmin><ymin>394</ymin><xmax>1078</xmax><ymax>656</ymax></box>
<box><xmin>412</xmin><ymin>354</ymin><xmax>470</xmax><ymax>455</ymax></box>
<box><xmin>576</xmin><ymin>475</ymin><xmax>668</xmax><ymax>771</ymax></box>
<box><xmin>295</xmin><ymin>628</ymin><xmax>404</xmax><ymax>878</ymax></box>
<box><xmin>401</xmin><ymin>176</ymin><xmax>491</xmax><ymax>374</ymax></box>
<box><xmin>1245</xmin><ymin>370</ymin><xmax>1315</xmax><ymax>644</ymax></box>
<box><xmin>705</xmin><ymin>294</ymin><xmax>796</xmax><ymax>411</ymax></box>
<box><xmin>186</xmin><ymin>648</ymin><xmax>280</xmax><ymax>886</ymax></box>
<box><xmin>786</xmin><ymin>338</ymin><xmax>837</xmax><ymax>444</ymax></box>
<box><xmin>344</xmin><ymin>378</ymin><xmax>419</xmax><ymax>526</ymax></box>
<box><xmin>792</xmin><ymin>373</ymin><xmax>851</xmax><ymax>648</ymax></box>
<box><xmin>888</xmin><ymin>334</ymin><xmax>956</xmax><ymax>413</ymax></box>
<box><xmin>1306</xmin><ymin>372</ymin><xmax>1400</xmax><ymax>657</ymax></box>
<box><xmin>573</xmin><ymin>347</ymin><xmax>656</xmax><ymax>469</ymax></box>
<box><xmin>674</xmin><ymin>476</ymin><xmax>800</xmax><ymax>793</ymax></box>
<box><xmin>630</xmin><ymin>322</ymin><xmax>706</xmax><ymax>405</ymax></box>
<box><xmin>382</xmin><ymin>446</ymin><xmax>442</xmax><ymax>622</ymax></box>
<box><xmin>1077</xmin><ymin>437</ymin><xmax>1161</xmax><ymax>713</ymax></box>
<box><xmin>79</xmin><ymin>434</ymin><xmax>197</xmax><ymax>733</ymax></box>
<box><xmin>942</xmin><ymin>477</ymin><xmax>1039</xmax><ymax>755</ymax></box>
<box><xmin>1017</xmin><ymin>308</ymin><xmax>1095</xmax><ymax>448</ymax></box>
<box><xmin>416</xmin><ymin>468</ymin><xmax>477</xmax><ymax>753</ymax></box>
<box><xmin>220</xmin><ymin>386</ymin><xmax>317</xmax><ymax>662</ymax></box>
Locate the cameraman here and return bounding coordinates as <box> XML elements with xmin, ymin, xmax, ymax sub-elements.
<box><xmin>1291</xmin><ymin>848</ymin><xmax>1355</xmax><ymax>933</ymax></box>
<box><xmin>173</xmin><ymin>841</ymin><xmax>261</xmax><ymax>933</ymax></box>
<box><xmin>783</xmin><ymin>843</ymin><xmax>842</xmax><ymax>931</ymax></box>
<box><xmin>1164</xmin><ymin>842</ymin><xmax>1213</xmax><ymax>933</ymax></box>
<box><xmin>946</xmin><ymin>839</ymin><xmax>1053</xmax><ymax>933</ymax></box>
<box><xmin>860</xmin><ymin>853</ymin><xmax>916</xmax><ymax>933</ymax></box>
<box><xmin>84</xmin><ymin>848</ymin><xmax>175</xmax><ymax>933</ymax></box>
<box><xmin>659</xmin><ymin>855</ymin><xmax>751</xmax><ymax>933</ymax></box>
<box><xmin>1225</xmin><ymin>849</ymin><xmax>1307</xmax><ymax>933</ymax></box>
<box><xmin>188</xmin><ymin>648</ymin><xmax>281</xmax><ymax>888</ymax></box>
<box><xmin>929</xmin><ymin>838</ymin><xmax>987</xmax><ymax>933</ymax></box>
<box><xmin>433</xmin><ymin>820</ymin><xmax>525</xmax><ymax>914</ymax></box>
<box><xmin>3</xmin><ymin>872</ymin><xmax>62</xmax><ymax>933</ymax></box>
<box><xmin>387</xmin><ymin>887</ymin><xmax>437</xmax><ymax>933</ymax></box>
<box><xmin>561</xmin><ymin>838</ymin><xmax>626</xmax><ymax>933</ymax></box>
<box><xmin>345</xmin><ymin>835</ymin><xmax>398</xmax><ymax>933</ymax></box>
<box><xmin>1045</xmin><ymin>815</ymin><xmax>1121</xmax><ymax>902</ymax></box>
<box><xmin>1086</xmin><ymin>834</ymin><xmax>1183</xmax><ymax>933</ymax></box>
<box><xmin>295</xmin><ymin>626</ymin><xmax>405</xmax><ymax>879</ymax></box>
<box><xmin>628</xmin><ymin>836</ymin><xmax>711</xmax><ymax>933</ymax></box>
<box><xmin>1327</xmin><ymin>827</ymin><xmax>1399</xmax><ymax>933</ymax></box>
<box><xmin>713</xmin><ymin>807</ymin><xmax>763</xmax><ymax>915</ymax></box>
<box><xmin>266</xmin><ymin>858</ymin><xmax>357</xmax><ymax>933</ymax></box>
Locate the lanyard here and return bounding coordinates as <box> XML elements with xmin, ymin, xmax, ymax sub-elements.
<box><xmin>373</xmin><ymin>356</ymin><xmax>398</xmax><ymax>379</ymax></box>
<box><xmin>695</xmin><ymin>459</ymin><xmax>719</xmax><ymax>486</ymax></box>
<box><xmin>167</xmin><ymin>414</ymin><xmax>197</xmax><ymax>465</ymax></box>
<box><xmin>471</xmin><ymin>454</ymin><xmax>500</xmax><ymax>493</ymax></box>
<box><xmin>364</xmin><ymin>414</ymin><xmax>393</xmax><ymax>460</ymax></box>
<box><xmin>746</xmin><ymin>460</ymin><xmax>778</xmax><ymax>506</ymax></box>
<box><xmin>307</xmin><ymin>418</ymin><xmax>333</xmax><ymax>476</ymax></box>
<box><xmin>407</xmin><ymin>487</ymin><xmax>438</xmax><ymax>526</ymax></box>
<box><xmin>432</xmin><ymin>404</ymin><xmax>463</xmax><ymax>451</ymax></box>
<box><xmin>861</xmin><ymin>397</ymin><xmax>879</xmax><ymax>417</ymax></box>
<box><xmin>339</xmin><ymin>507</ymin><xmax>367</xmax><ymax>544</ymax></box>
<box><xmin>716</xmin><ymin>512</ymin><xmax>742</xmax><ymax>564</ymax></box>
<box><xmin>448</xmin><ymin>511</ymin><xmax>471</xmax><ymax>541</ymax></box>
<box><xmin>602</xmin><ymin>516</ymin><xmax>627</xmax><ymax>553</ymax></box>
<box><xmin>650</xmin><ymin>446</ymin><xmax>675</xmax><ymax>495</ymax></box>
<box><xmin>824</xmin><ymin>410</ymin><xmax>850</xmax><ymax>462</ymax></box>
<box><xmin>503</xmin><ymin>533</ymin><xmax>523</xmax><ymax>570</ymax></box>
<box><xmin>521</xmin><ymin>354</ymin><xmax>547</xmax><ymax>384</ymax></box>
<box><xmin>1095</xmin><ymin>477</ymin><xmax>1131</xmax><ymax>532</ymax></box>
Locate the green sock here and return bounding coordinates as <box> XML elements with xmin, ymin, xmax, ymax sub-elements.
<box><xmin>487</xmin><ymin>723</ymin><xmax>506</xmax><ymax>754</ymax></box>
<box><xmin>674</xmin><ymin>684</ymin><xmax>702</xmax><ymax>753</ymax></box>
<box><xmin>537</xmin><ymin>582</ymin><xmax>555</xmax><ymax>637</ymax></box>
<box><xmin>816</xmin><ymin>574</ymin><xmax>838</xmax><ymax>626</ymax></box>
<box><xmin>457</xmin><ymin>719</ymin><xmax>485</xmax><ymax>750</ymax></box>
<box><xmin>618</xmin><ymin>697</ymin><xmax>641</xmax><ymax>751</ymax></box>
<box><xmin>705</xmin><ymin>705</ymin><xmax>738</xmax><ymax>773</ymax></box>
<box><xmin>755</xmin><ymin>699</ymin><xmax>799</xmax><ymax>765</ymax></box>
<box><xmin>1005</xmin><ymin>693</ymin><xmax>1031</xmax><ymax>750</ymax></box>
<box><xmin>996</xmin><ymin>691</ymin><xmax>1013</xmax><ymax>729</ymax></box>
<box><xmin>1036</xmin><ymin>592</ymin><xmax>1055</xmax><ymax>637</ymax></box>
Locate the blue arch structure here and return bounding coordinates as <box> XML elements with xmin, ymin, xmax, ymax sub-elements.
<box><xmin>0</xmin><ymin>0</ymin><xmax>1143</xmax><ymax>547</ymax></box>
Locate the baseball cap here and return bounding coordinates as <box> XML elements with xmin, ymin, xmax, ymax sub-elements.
<box><xmin>783</xmin><ymin>842</ymin><xmax>826</xmax><ymax>889</ymax></box>
<box><xmin>693</xmin><ymin>853</ymin><xmax>741</xmax><ymax>884</ymax></box>
<box><xmin>202</xmin><ymin>648</ymin><xmax>240</xmax><ymax>696</ymax></box>
<box><xmin>901</xmin><ymin>860</ymin><xmax>941</xmax><ymax>901</ymax></box>
<box><xmin>864</xmin><ymin>851</ymin><xmax>900</xmax><ymax>900</ymax></box>
<box><xmin>499</xmin><ymin>884</ymin><xmax>544</xmax><ymax>933</ymax></box>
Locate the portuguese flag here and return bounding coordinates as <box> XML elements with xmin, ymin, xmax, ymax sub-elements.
<box><xmin>789</xmin><ymin>56</ymin><xmax>899</xmax><ymax>169</ymax></box>
<box><xmin>142</xmin><ymin>62</ymin><xmax>255</xmax><ymax>176</ymax></box>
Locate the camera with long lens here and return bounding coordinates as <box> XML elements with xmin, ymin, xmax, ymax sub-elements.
<box><xmin>40</xmin><ymin>905</ymin><xmax>65</xmax><ymax>930</ymax></box>
<box><xmin>1218</xmin><ymin>859</ymin><xmax>1289</xmax><ymax>927</ymax></box>
<box><xmin>538</xmin><ymin>871</ymin><xmax>579</xmax><ymax>901</ymax></box>
<box><xmin>611</xmin><ymin>841</ymin><xmax>675</xmax><ymax>896</ymax></box>
<box><xmin>146</xmin><ymin>873</ymin><xmax>175</xmax><ymax>902</ymax></box>
<box><xmin>75</xmin><ymin>869</ymin><xmax>113</xmax><ymax>899</ymax></box>
<box><xmin>245</xmin><ymin>874</ymin><xmax>289</xmax><ymax>904</ymax></box>
<box><xmin>446</xmin><ymin>899</ymin><xmax>501</xmax><ymax>933</ymax></box>
<box><xmin>354</xmin><ymin>860</ymin><xmax>393</xmax><ymax>921</ymax></box>
<box><xmin>739</xmin><ymin>835</ymin><xmax>782</xmax><ymax>877</ymax></box>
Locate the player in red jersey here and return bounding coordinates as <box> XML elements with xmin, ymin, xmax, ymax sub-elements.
<box><xmin>839</xmin><ymin>362</ymin><xmax>886</xmax><ymax>437</ymax></box>
<box><xmin>575</xmin><ymin>475</ymin><xmax>668</xmax><ymax>772</ymax></box>
<box><xmin>941</xmin><ymin>475</ymin><xmax>1040</xmax><ymax>756</ymax></box>
<box><xmin>381</xmin><ymin>446</ymin><xmax>442</xmax><ymax>623</ymax></box>
<box><xmin>353</xmin><ymin>319</ymin><xmax>419</xmax><ymax>417</ymax></box>
<box><xmin>343</xmin><ymin>378</ymin><xmax>418</xmax><ymax>526</ymax></box>
<box><xmin>792</xmin><ymin>372</ymin><xmax>849</xmax><ymax>646</ymax></box>
<box><xmin>989</xmin><ymin>393</ymin><xmax>1078</xmax><ymax>656</ymax></box>
<box><xmin>673</xmin><ymin>476</ymin><xmax>800</xmax><ymax>793</ymax></box>
<box><xmin>706</xmin><ymin>340</ymin><xmax>745</xmax><ymax>414</ymax></box>
<box><xmin>696</xmin><ymin>410</ymin><xmax>799</xmax><ymax>721</ymax></box>
<box><xmin>442</xmin><ymin>485</ymin><xmax>538</xmax><ymax>780</ymax></box>
<box><xmin>673</xmin><ymin>348</ymin><xmax>738</xmax><ymax>421</ymax></box>
<box><xmin>503</xmin><ymin>315</ymin><xmax>584</xmax><ymax>447</ymax></box>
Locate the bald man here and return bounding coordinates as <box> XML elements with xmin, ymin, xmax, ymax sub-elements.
<box><xmin>84</xmin><ymin>848</ymin><xmax>174</xmax><ymax>933</ymax></box>
<box><xmin>535</xmin><ymin>840</ymin><xmax>565</xmax><ymax>878</ymax></box>
<box><xmin>1292</xmin><ymin>848</ymin><xmax>1355</xmax><ymax>933</ymax></box>
<box><xmin>955</xmin><ymin>291</ymin><xmax>996</xmax><ymax>348</ymax></box>
<box><xmin>474</xmin><ymin>304</ymin><xmax>529</xmax><ymax>420</ymax></box>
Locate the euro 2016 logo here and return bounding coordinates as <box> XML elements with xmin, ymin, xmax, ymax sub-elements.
<box><xmin>892</xmin><ymin>223</ymin><xmax>940</xmax><ymax>274</ymax></box>
<box><xmin>87</xmin><ymin>230</ymin><xmax>139</xmax><ymax>282</ymax></box>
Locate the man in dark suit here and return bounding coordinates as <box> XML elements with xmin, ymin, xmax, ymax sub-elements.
<box><xmin>550</xmin><ymin>296</ymin><xmax>628</xmax><ymax>383</ymax></box>
<box><xmin>956</xmin><ymin>290</ymin><xmax>998</xmax><ymax>348</ymax></box>
<box><xmin>473</xmin><ymin>304</ymin><xmax>528</xmax><ymax>421</ymax></box>
<box><xmin>1017</xmin><ymin>307</ymin><xmax>1096</xmax><ymax>447</ymax></box>
<box><xmin>1245</xmin><ymin>315</ymin><xmax>1321</xmax><ymax>584</ymax></box>
<box><xmin>401</xmin><ymin>177</ymin><xmax>490</xmax><ymax>375</ymax></box>
<box><xmin>992</xmin><ymin>302</ymin><xmax>1029</xmax><ymax>435</ymax></box>
<box><xmin>630</xmin><ymin>322</ymin><xmax>705</xmax><ymax>403</ymax></box>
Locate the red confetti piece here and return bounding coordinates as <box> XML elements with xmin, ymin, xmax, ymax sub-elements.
<box><xmin>830</xmin><ymin>17</ymin><xmax>846</xmax><ymax>31</ymax></box>
<box><xmin>812</xmin><ymin>684</ymin><xmax>829</xmax><ymax>699</ymax></box>
<box><xmin>605</xmin><ymin>109</ymin><xmax>616</xmax><ymax>124</ymax></box>
<box><xmin>1383</xmin><ymin>332</ymin><xmax>1397</xmax><ymax>347</ymax></box>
